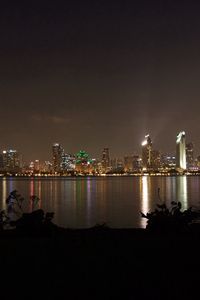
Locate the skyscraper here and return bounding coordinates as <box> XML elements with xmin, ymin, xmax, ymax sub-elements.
<box><xmin>61</xmin><ymin>154</ymin><xmax>76</xmax><ymax>172</ymax></box>
<box><xmin>34</xmin><ymin>160</ymin><xmax>40</xmax><ymax>172</ymax></box>
<box><xmin>132</xmin><ymin>155</ymin><xmax>142</xmax><ymax>171</ymax></box>
<box><xmin>124</xmin><ymin>156</ymin><xmax>134</xmax><ymax>172</ymax></box>
<box><xmin>161</xmin><ymin>154</ymin><xmax>176</xmax><ymax>169</ymax></box>
<box><xmin>186</xmin><ymin>142</ymin><xmax>194</xmax><ymax>170</ymax></box>
<box><xmin>52</xmin><ymin>143</ymin><xmax>64</xmax><ymax>173</ymax></box>
<box><xmin>151</xmin><ymin>150</ymin><xmax>161</xmax><ymax>170</ymax></box>
<box><xmin>2</xmin><ymin>149</ymin><xmax>21</xmax><ymax>172</ymax></box>
<box><xmin>101</xmin><ymin>148</ymin><xmax>110</xmax><ymax>172</ymax></box>
<box><xmin>176</xmin><ymin>131</ymin><xmax>186</xmax><ymax>170</ymax></box>
<box><xmin>124</xmin><ymin>155</ymin><xmax>142</xmax><ymax>172</ymax></box>
<box><xmin>141</xmin><ymin>134</ymin><xmax>152</xmax><ymax>170</ymax></box>
<box><xmin>75</xmin><ymin>150</ymin><xmax>93</xmax><ymax>174</ymax></box>
<box><xmin>0</xmin><ymin>154</ymin><xmax>3</xmax><ymax>170</ymax></box>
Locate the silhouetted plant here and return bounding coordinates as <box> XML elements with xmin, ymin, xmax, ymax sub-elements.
<box><xmin>93</xmin><ymin>223</ymin><xmax>109</xmax><ymax>229</ymax></box>
<box><xmin>0</xmin><ymin>210</ymin><xmax>9</xmax><ymax>230</ymax></box>
<box><xmin>4</xmin><ymin>190</ymin><xmax>55</xmax><ymax>233</ymax></box>
<box><xmin>44</xmin><ymin>212</ymin><xmax>55</xmax><ymax>224</ymax></box>
<box><xmin>6</xmin><ymin>190</ymin><xmax>25</xmax><ymax>216</ymax></box>
<box><xmin>141</xmin><ymin>201</ymin><xmax>200</xmax><ymax>233</ymax></box>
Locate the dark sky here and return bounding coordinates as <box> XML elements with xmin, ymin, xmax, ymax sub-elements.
<box><xmin>1</xmin><ymin>0</ymin><xmax>200</xmax><ymax>161</ymax></box>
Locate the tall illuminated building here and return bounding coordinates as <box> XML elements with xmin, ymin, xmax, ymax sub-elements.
<box><xmin>42</xmin><ymin>161</ymin><xmax>52</xmax><ymax>173</ymax></box>
<box><xmin>61</xmin><ymin>154</ymin><xmax>76</xmax><ymax>172</ymax></box>
<box><xmin>101</xmin><ymin>148</ymin><xmax>110</xmax><ymax>172</ymax></box>
<box><xmin>186</xmin><ymin>142</ymin><xmax>194</xmax><ymax>170</ymax></box>
<box><xmin>0</xmin><ymin>154</ymin><xmax>3</xmax><ymax>170</ymax></box>
<box><xmin>176</xmin><ymin>131</ymin><xmax>186</xmax><ymax>170</ymax></box>
<box><xmin>2</xmin><ymin>149</ymin><xmax>21</xmax><ymax>172</ymax></box>
<box><xmin>124</xmin><ymin>156</ymin><xmax>133</xmax><ymax>172</ymax></box>
<box><xmin>151</xmin><ymin>150</ymin><xmax>161</xmax><ymax>170</ymax></box>
<box><xmin>34</xmin><ymin>160</ymin><xmax>40</xmax><ymax>172</ymax></box>
<box><xmin>141</xmin><ymin>134</ymin><xmax>152</xmax><ymax>170</ymax></box>
<box><xmin>75</xmin><ymin>150</ymin><xmax>93</xmax><ymax>174</ymax></box>
<box><xmin>52</xmin><ymin>143</ymin><xmax>64</xmax><ymax>173</ymax></box>
<box><xmin>161</xmin><ymin>154</ymin><xmax>176</xmax><ymax>169</ymax></box>
<box><xmin>124</xmin><ymin>155</ymin><xmax>142</xmax><ymax>172</ymax></box>
<box><xmin>111</xmin><ymin>158</ymin><xmax>117</xmax><ymax>171</ymax></box>
<box><xmin>133</xmin><ymin>155</ymin><xmax>142</xmax><ymax>171</ymax></box>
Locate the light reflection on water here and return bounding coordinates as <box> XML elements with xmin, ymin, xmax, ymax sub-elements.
<box><xmin>2</xmin><ymin>178</ymin><xmax>7</xmax><ymax>210</ymax></box>
<box><xmin>86</xmin><ymin>178</ymin><xmax>91</xmax><ymax>227</ymax></box>
<box><xmin>140</xmin><ymin>176</ymin><xmax>150</xmax><ymax>228</ymax></box>
<box><xmin>0</xmin><ymin>176</ymin><xmax>198</xmax><ymax>228</ymax></box>
<box><xmin>176</xmin><ymin>176</ymin><xmax>188</xmax><ymax>210</ymax></box>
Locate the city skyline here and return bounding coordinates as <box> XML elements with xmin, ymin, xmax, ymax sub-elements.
<box><xmin>1</xmin><ymin>1</ymin><xmax>200</xmax><ymax>160</ymax></box>
<box><xmin>0</xmin><ymin>130</ymin><xmax>197</xmax><ymax>165</ymax></box>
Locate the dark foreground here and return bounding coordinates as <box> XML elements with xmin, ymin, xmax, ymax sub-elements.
<box><xmin>1</xmin><ymin>227</ymin><xmax>200</xmax><ymax>300</ymax></box>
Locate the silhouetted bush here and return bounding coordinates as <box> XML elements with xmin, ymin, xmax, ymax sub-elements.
<box><xmin>0</xmin><ymin>210</ymin><xmax>9</xmax><ymax>231</ymax></box>
<box><xmin>92</xmin><ymin>223</ymin><xmax>109</xmax><ymax>230</ymax></box>
<box><xmin>141</xmin><ymin>201</ymin><xmax>200</xmax><ymax>233</ymax></box>
<box><xmin>2</xmin><ymin>190</ymin><xmax>56</xmax><ymax>234</ymax></box>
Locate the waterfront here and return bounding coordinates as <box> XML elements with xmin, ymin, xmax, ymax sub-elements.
<box><xmin>0</xmin><ymin>176</ymin><xmax>200</xmax><ymax>228</ymax></box>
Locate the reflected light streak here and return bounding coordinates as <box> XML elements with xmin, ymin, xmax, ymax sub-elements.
<box><xmin>53</xmin><ymin>179</ymin><xmax>58</xmax><ymax>206</ymax></box>
<box><xmin>180</xmin><ymin>176</ymin><xmax>188</xmax><ymax>210</ymax></box>
<box><xmin>76</xmin><ymin>180</ymin><xmax>83</xmax><ymax>207</ymax></box>
<box><xmin>165</xmin><ymin>177</ymin><xmax>174</xmax><ymax>204</ymax></box>
<box><xmin>29</xmin><ymin>179</ymin><xmax>34</xmax><ymax>212</ymax></box>
<box><xmin>72</xmin><ymin>180</ymin><xmax>76</xmax><ymax>208</ymax></box>
<box><xmin>2</xmin><ymin>178</ymin><xmax>7</xmax><ymax>210</ymax></box>
<box><xmin>140</xmin><ymin>176</ymin><xmax>150</xmax><ymax>228</ymax></box>
<box><xmin>86</xmin><ymin>178</ymin><xmax>91</xmax><ymax>226</ymax></box>
<box><xmin>38</xmin><ymin>180</ymin><xmax>42</xmax><ymax>209</ymax></box>
<box><xmin>50</xmin><ymin>180</ymin><xmax>53</xmax><ymax>205</ymax></box>
<box><xmin>8</xmin><ymin>178</ymin><xmax>13</xmax><ymax>194</ymax></box>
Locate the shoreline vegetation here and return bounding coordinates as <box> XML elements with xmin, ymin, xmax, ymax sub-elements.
<box><xmin>1</xmin><ymin>189</ymin><xmax>200</xmax><ymax>233</ymax></box>
<box><xmin>1</xmin><ymin>191</ymin><xmax>200</xmax><ymax>299</ymax></box>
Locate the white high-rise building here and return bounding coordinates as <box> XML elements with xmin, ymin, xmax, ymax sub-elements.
<box><xmin>176</xmin><ymin>131</ymin><xmax>186</xmax><ymax>170</ymax></box>
<box><xmin>141</xmin><ymin>134</ymin><xmax>152</xmax><ymax>170</ymax></box>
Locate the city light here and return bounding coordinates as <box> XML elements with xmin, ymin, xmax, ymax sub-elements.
<box><xmin>141</xmin><ymin>140</ymin><xmax>147</xmax><ymax>146</ymax></box>
<box><xmin>0</xmin><ymin>130</ymin><xmax>199</xmax><ymax>176</ymax></box>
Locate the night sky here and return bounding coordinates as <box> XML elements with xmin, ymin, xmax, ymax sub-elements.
<box><xmin>1</xmin><ymin>0</ymin><xmax>200</xmax><ymax>161</ymax></box>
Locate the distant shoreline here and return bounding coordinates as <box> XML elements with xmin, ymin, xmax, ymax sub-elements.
<box><xmin>0</xmin><ymin>173</ymin><xmax>200</xmax><ymax>178</ymax></box>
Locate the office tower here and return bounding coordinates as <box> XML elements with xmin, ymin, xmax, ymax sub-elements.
<box><xmin>196</xmin><ymin>156</ymin><xmax>200</xmax><ymax>169</ymax></box>
<box><xmin>124</xmin><ymin>156</ymin><xmax>133</xmax><ymax>172</ymax></box>
<box><xmin>52</xmin><ymin>143</ymin><xmax>64</xmax><ymax>173</ymax></box>
<box><xmin>116</xmin><ymin>158</ymin><xmax>124</xmax><ymax>170</ymax></box>
<box><xmin>0</xmin><ymin>154</ymin><xmax>3</xmax><ymax>170</ymax></box>
<box><xmin>186</xmin><ymin>143</ymin><xmax>194</xmax><ymax>170</ymax></box>
<box><xmin>151</xmin><ymin>150</ymin><xmax>161</xmax><ymax>170</ymax></box>
<box><xmin>61</xmin><ymin>154</ymin><xmax>76</xmax><ymax>172</ymax></box>
<box><xmin>161</xmin><ymin>154</ymin><xmax>176</xmax><ymax>169</ymax></box>
<box><xmin>34</xmin><ymin>160</ymin><xmax>40</xmax><ymax>172</ymax></box>
<box><xmin>111</xmin><ymin>158</ymin><xmax>117</xmax><ymax>171</ymax></box>
<box><xmin>29</xmin><ymin>161</ymin><xmax>34</xmax><ymax>172</ymax></box>
<box><xmin>124</xmin><ymin>155</ymin><xmax>142</xmax><ymax>172</ymax></box>
<box><xmin>110</xmin><ymin>157</ymin><xmax>124</xmax><ymax>173</ymax></box>
<box><xmin>75</xmin><ymin>150</ymin><xmax>92</xmax><ymax>173</ymax></box>
<box><xmin>42</xmin><ymin>161</ymin><xmax>52</xmax><ymax>173</ymax></box>
<box><xmin>176</xmin><ymin>131</ymin><xmax>186</xmax><ymax>170</ymax></box>
<box><xmin>101</xmin><ymin>148</ymin><xmax>110</xmax><ymax>172</ymax></box>
<box><xmin>2</xmin><ymin>149</ymin><xmax>20</xmax><ymax>172</ymax></box>
<box><xmin>141</xmin><ymin>134</ymin><xmax>152</xmax><ymax>170</ymax></box>
<box><xmin>132</xmin><ymin>155</ymin><xmax>142</xmax><ymax>171</ymax></box>
<box><xmin>90</xmin><ymin>158</ymin><xmax>98</xmax><ymax>174</ymax></box>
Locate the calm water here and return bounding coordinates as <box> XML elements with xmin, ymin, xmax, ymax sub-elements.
<box><xmin>0</xmin><ymin>176</ymin><xmax>200</xmax><ymax>228</ymax></box>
